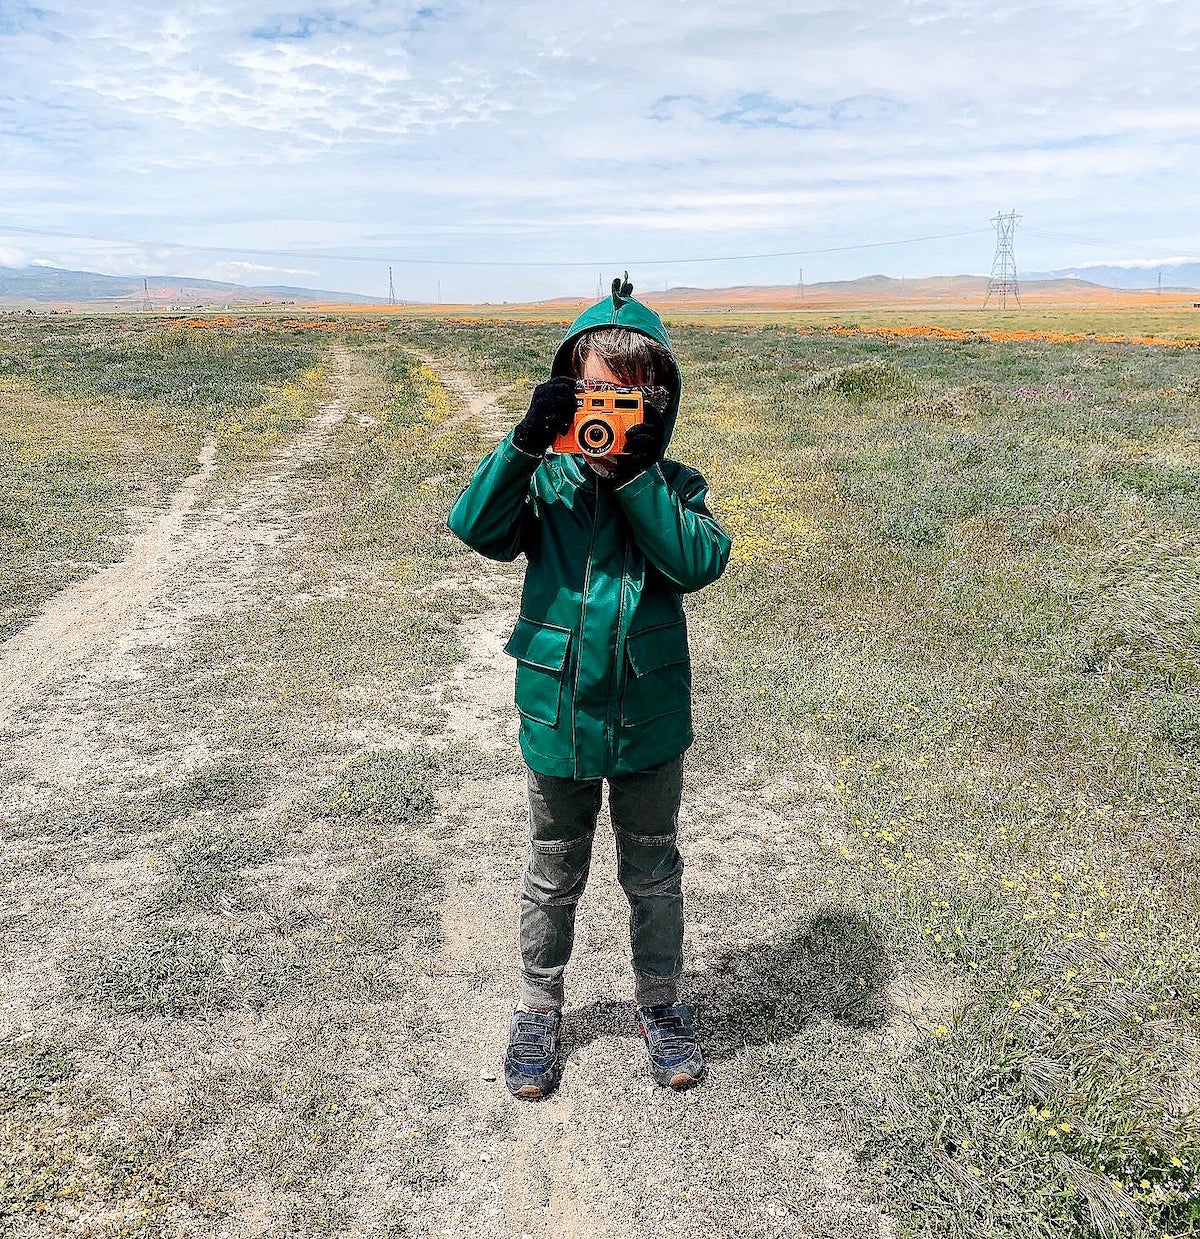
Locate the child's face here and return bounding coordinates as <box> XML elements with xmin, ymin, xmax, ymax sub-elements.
<box><xmin>579</xmin><ymin>352</ymin><xmax>623</xmax><ymax>386</ymax></box>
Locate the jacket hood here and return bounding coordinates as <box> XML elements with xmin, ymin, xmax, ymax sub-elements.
<box><xmin>549</xmin><ymin>277</ymin><xmax>682</xmax><ymax>454</ymax></box>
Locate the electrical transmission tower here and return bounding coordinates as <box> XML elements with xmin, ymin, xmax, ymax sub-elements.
<box><xmin>142</xmin><ymin>278</ymin><xmax>152</xmax><ymax>313</ymax></box>
<box><xmin>387</xmin><ymin>267</ymin><xmax>397</xmax><ymax>306</ymax></box>
<box><xmin>983</xmin><ymin>210</ymin><xmax>1021</xmax><ymax>308</ymax></box>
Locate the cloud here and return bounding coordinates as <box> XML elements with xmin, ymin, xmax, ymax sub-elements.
<box><xmin>219</xmin><ymin>260</ymin><xmax>320</xmax><ymax>276</ymax></box>
<box><xmin>1072</xmin><ymin>256</ymin><xmax>1200</xmax><ymax>269</ymax></box>
<box><xmin>0</xmin><ymin>0</ymin><xmax>1197</xmax><ymax>299</ymax></box>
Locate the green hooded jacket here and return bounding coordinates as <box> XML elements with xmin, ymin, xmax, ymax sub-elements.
<box><xmin>446</xmin><ymin>292</ymin><xmax>732</xmax><ymax>779</ymax></box>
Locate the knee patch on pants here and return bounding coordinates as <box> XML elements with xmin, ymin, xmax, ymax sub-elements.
<box><xmin>523</xmin><ymin>830</ymin><xmax>595</xmax><ymax>906</ymax></box>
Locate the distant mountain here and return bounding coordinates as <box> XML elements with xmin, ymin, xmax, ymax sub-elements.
<box><xmin>1025</xmin><ymin>262</ymin><xmax>1200</xmax><ymax>290</ymax></box>
<box><xmin>646</xmin><ymin>275</ymin><xmax>996</xmax><ymax>302</ymax></box>
<box><xmin>5</xmin><ymin>262</ymin><xmax>1196</xmax><ymax>311</ymax></box>
<box><xmin>542</xmin><ymin>274</ymin><xmax>1161</xmax><ymax>308</ymax></box>
<box><xmin>0</xmin><ymin>264</ymin><xmax>388</xmax><ymax>306</ymax></box>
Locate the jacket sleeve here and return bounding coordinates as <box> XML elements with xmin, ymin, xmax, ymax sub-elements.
<box><xmin>446</xmin><ymin>431</ymin><xmax>542</xmax><ymax>562</ymax></box>
<box><xmin>612</xmin><ymin>462</ymin><xmax>732</xmax><ymax>593</ymax></box>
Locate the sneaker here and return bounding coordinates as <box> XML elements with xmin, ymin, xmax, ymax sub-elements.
<box><xmin>504</xmin><ymin>1004</ymin><xmax>563</xmax><ymax>1100</ymax></box>
<box><xmin>636</xmin><ymin>1001</ymin><xmax>706</xmax><ymax>1089</ymax></box>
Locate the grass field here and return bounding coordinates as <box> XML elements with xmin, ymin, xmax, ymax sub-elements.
<box><xmin>1</xmin><ymin>311</ymin><xmax>1197</xmax><ymax>1238</ymax></box>
<box><xmin>0</xmin><ymin>317</ymin><xmax>324</xmax><ymax>640</ymax></box>
<box><xmin>377</xmin><ymin>298</ymin><xmax>1197</xmax><ymax>344</ymax></box>
<box><xmin>400</xmin><ymin>314</ymin><xmax>1200</xmax><ymax>1235</ymax></box>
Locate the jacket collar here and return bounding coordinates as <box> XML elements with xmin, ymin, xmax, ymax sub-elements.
<box><xmin>544</xmin><ymin>451</ymin><xmax>595</xmax><ymax>507</ymax></box>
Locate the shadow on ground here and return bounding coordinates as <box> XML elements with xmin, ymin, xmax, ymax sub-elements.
<box><xmin>564</xmin><ymin>902</ymin><xmax>893</xmax><ymax>1062</ymax></box>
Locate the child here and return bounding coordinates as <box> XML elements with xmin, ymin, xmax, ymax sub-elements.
<box><xmin>447</xmin><ymin>275</ymin><xmax>731</xmax><ymax>1099</ymax></box>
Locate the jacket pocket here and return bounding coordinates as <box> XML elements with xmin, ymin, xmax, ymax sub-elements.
<box><xmin>620</xmin><ymin>620</ymin><xmax>691</xmax><ymax>729</ymax></box>
<box><xmin>504</xmin><ymin>616</ymin><xmax>572</xmax><ymax>728</ymax></box>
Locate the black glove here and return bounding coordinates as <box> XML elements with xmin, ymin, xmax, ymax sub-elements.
<box><xmin>512</xmin><ymin>376</ymin><xmax>577</xmax><ymax>455</ymax></box>
<box><xmin>607</xmin><ymin>419</ymin><xmax>663</xmax><ymax>486</ymax></box>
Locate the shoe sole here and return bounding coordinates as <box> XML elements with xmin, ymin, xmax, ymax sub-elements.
<box><xmin>505</xmin><ymin>1061</ymin><xmax>562</xmax><ymax>1101</ymax></box>
<box><xmin>638</xmin><ymin>1027</ymin><xmax>705</xmax><ymax>1089</ymax></box>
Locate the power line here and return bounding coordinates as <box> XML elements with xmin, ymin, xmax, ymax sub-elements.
<box><xmin>0</xmin><ymin>222</ymin><xmax>992</xmax><ymax>270</ymax></box>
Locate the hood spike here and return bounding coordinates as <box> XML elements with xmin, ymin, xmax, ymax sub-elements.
<box><xmin>610</xmin><ymin>270</ymin><xmax>633</xmax><ymax>310</ymax></box>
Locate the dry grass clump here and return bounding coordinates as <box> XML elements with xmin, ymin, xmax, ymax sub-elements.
<box><xmin>1075</xmin><ymin>529</ymin><xmax>1200</xmax><ymax>682</ymax></box>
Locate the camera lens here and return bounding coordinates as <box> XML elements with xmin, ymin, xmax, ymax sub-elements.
<box><xmin>577</xmin><ymin>417</ymin><xmax>615</xmax><ymax>457</ymax></box>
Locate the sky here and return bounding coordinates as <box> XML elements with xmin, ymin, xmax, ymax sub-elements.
<box><xmin>1</xmin><ymin>0</ymin><xmax>1198</xmax><ymax>302</ymax></box>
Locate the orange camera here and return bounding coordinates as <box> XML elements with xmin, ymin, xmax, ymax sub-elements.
<box><xmin>552</xmin><ymin>384</ymin><xmax>645</xmax><ymax>458</ymax></box>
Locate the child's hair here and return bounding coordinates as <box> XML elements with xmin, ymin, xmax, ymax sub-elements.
<box><xmin>570</xmin><ymin>327</ymin><xmax>674</xmax><ymax>389</ymax></box>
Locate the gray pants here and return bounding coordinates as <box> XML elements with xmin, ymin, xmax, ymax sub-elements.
<box><xmin>518</xmin><ymin>755</ymin><xmax>685</xmax><ymax>1011</ymax></box>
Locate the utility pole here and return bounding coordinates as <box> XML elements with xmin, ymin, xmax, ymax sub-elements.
<box><xmin>387</xmin><ymin>266</ymin><xmax>397</xmax><ymax>306</ymax></box>
<box><xmin>983</xmin><ymin>210</ymin><xmax>1021</xmax><ymax>309</ymax></box>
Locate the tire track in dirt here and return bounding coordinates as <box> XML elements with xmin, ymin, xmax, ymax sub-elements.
<box><xmin>365</xmin><ymin>364</ymin><xmax>622</xmax><ymax>1237</ymax></box>
<box><xmin>408</xmin><ymin>346</ymin><xmax>518</xmax><ymax>439</ymax></box>
<box><xmin>0</xmin><ymin>437</ymin><xmax>218</xmax><ymax>734</ymax></box>
<box><xmin>401</xmin><ymin>357</ymin><xmax>896</xmax><ymax>1239</ymax></box>
<box><xmin>0</xmin><ymin>346</ymin><xmax>362</xmax><ymax>811</ymax></box>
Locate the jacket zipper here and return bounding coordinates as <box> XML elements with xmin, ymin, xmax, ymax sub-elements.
<box><xmin>606</xmin><ymin>539</ymin><xmax>631</xmax><ymax>769</ymax></box>
<box><xmin>571</xmin><ymin>483</ymin><xmax>602</xmax><ymax>778</ymax></box>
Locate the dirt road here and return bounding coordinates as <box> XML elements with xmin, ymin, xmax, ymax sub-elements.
<box><xmin>0</xmin><ymin>345</ymin><xmax>898</xmax><ymax>1238</ymax></box>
